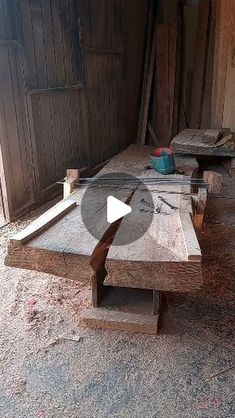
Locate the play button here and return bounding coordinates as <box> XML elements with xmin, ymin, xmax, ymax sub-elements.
<box><xmin>107</xmin><ymin>196</ymin><xmax>132</xmax><ymax>223</ymax></box>
<box><xmin>80</xmin><ymin>172</ymin><xmax>154</xmax><ymax>246</ymax></box>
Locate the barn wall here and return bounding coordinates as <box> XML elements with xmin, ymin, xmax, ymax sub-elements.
<box><xmin>0</xmin><ymin>0</ymin><xmax>147</xmax><ymax>221</ymax></box>
<box><xmin>0</xmin><ymin>0</ymin><xmax>36</xmax><ymax>219</ymax></box>
<box><xmin>122</xmin><ymin>0</ymin><xmax>149</xmax><ymax>145</ymax></box>
<box><xmin>80</xmin><ymin>0</ymin><xmax>125</xmax><ymax>165</ymax></box>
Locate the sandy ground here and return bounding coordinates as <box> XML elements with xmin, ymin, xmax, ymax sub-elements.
<box><xmin>0</xmin><ymin>169</ymin><xmax>234</xmax><ymax>418</ymax></box>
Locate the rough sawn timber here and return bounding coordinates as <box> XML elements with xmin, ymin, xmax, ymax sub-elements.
<box><xmin>6</xmin><ymin>145</ymin><xmax>203</xmax><ymax>291</ymax></box>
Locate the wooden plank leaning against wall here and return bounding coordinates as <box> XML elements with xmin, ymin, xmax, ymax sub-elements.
<box><xmin>211</xmin><ymin>0</ymin><xmax>235</xmax><ymax>131</ymax></box>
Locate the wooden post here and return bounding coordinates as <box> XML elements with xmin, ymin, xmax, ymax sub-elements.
<box><xmin>152</xmin><ymin>290</ymin><xmax>161</xmax><ymax>316</ymax></box>
<box><xmin>203</xmin><ymin>171</ymin><xmax>223</xmax><ymax>193</ymax></box>
<box><xmin>192</xmin><ymin>187</ymin><xmax>207</xmax><ymax>230</ymax></box>
<box><xmin>91</xmin><ymin>267</ymin><xmax>107</xmax><ymax>307</ymax></box>
<box><xmin>63</xmin><ymin>169</ymin><xmax>80</xmax><ymax>199</ymax></box>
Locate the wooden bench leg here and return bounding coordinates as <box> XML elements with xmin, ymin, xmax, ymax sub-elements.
<box><xmin>91</xmin><ymin>267</ymin><xmax>107</xmax><ymax>307</ymax></box>
<box><xmin>152</xmin><ymin>290</ymin><xmax>162</xmax><ymax>316</ymax></box>
<box><xmin>192</xmin><ymin>186</ymin><xmax>207</xmax><ymax>230</ymax></box>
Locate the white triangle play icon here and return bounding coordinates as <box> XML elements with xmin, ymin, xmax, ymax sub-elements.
<box><xmin>107</xmin><ymin>196</ymin><xmax>132</xmax><ymax>224</ymax></box>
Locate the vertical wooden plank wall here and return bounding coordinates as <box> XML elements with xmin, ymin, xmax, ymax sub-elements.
<box><xmin>20</xmin><ymin>0</ymin><xmax>90</xmax><ymax>197</ymax></box>
<box><xmin>203</xmin><ymin>0</ymin><xmax>235</xmax><ymax>130</ymax></box>
<box><xmin>0</xmin><ymin>0</ymin><xmax>130</xmax><ymax>220</ymax></box>
<box><xmin>80</xmin><ymin>0</ymin><xmax>124</xmax><ymax>165</ymax></box>
<box><xmin>0</xmin><ymin>0</ymin><xmax>36</xmax><ymax>219</ymax></box>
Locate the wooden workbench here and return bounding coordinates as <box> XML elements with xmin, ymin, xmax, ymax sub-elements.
<box><xmin>6</xmin><ymin>145</ymin><xmax>203</xmax><ymax>291</ymax></box>
<box><xmin>6</xmin><ymin>145</ymin><xmax>204</xmax><ymax>333</ymax></box>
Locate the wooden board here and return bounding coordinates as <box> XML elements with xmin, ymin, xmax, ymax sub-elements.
<box><xmin>171</xmin><ymin>129</ymin><xmax>235</xmax><ymax>157</ymax></box>
<box><xmin>81</xmin><ymin>308</ymin><xmax>159</xmax><ymax>335</ymax></box>
<box><xmin>211</xmin><ymin>0</ymin><xmax>235</xmax><ymax>130</ymax></box>
<box><xmin>189</xmin><ymin>0</ymin><xmax>211</xmax><ymax>128</ymax></box>
<box><xmin>6</xmin><ymin>145</ymin><xmax>203</xmax><ymax>291</ymax></box>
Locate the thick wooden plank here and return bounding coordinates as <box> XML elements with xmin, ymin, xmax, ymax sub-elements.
<box><xmin>6</xmin><ymin>146</ymin><xmax>202</xmax><ymax>292</ymax></box>
<box><xmin>138</xmin><ymin>18</ymin><xmax>157</xmax><ymax>145</ymax></box>
<box><xmin>136</xmin><ymin>1</ymin><xmax>155</xmax><ymax>145</ymax></box>
<box><xmin>179</xmin><ymin>212</ymin><xmax>201</xmax><ymax>261</ymax></box>
<box><xmin>105</xmin><ymin>261</ymin><xmax>202</xmax><ymax>292</ymax></box>
<box><xmin>171</xmin><ymin>129</ymin><xmax>235</xmax><ymax>157</ymax></box>
<box><xmin>222</xmin><ymin>1</ymin><xmax>235</xmax><ymax>131</ymax></box>
<box><xmin>211</xmin><ymin>0</ymin><xmax>233</xmax><ymax>128</ymax></box>
<box><xmin>80</xmin><ymin>308</ymin><xmax>158</xmax><ymax>335</ymax></box>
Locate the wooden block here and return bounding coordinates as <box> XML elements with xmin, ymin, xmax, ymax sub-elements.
<box><xmin>80</xmin><ymin>308</ymin><xmax>159</xmax><ymax>335</ymax></box>
<box><xmin>192</xmin><ymin>187</ymin><xmax>207</xmax><ymax>230</ymax></box>
<box><xmin>171</xmin><ymin>129</ymin><xmax>235</xmax><ymax>157</ymax></box>
<box><xmin>63</xmin><ymin>169</ymin><xmax>80</xmax><ymax>198</ymax></box>
<box><xmin>222</xmin><ymin>157</ymin><xmax>235</xmax><ymax>176</ymax></box>
<box><xmin>66</xmin><ymin>169</ymin><xmax>80</xmax><ymax>179</ymax></box>
<box><xmin>203</xmin><ymin>171</ymin><xmax>223</xmax><ymax>193</ymax></box>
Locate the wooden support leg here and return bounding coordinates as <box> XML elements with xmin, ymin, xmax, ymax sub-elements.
<box><xmin>152</xmin><ymin>290</ymin><xmax>161</xmax><ymax>316</ymax></box>
<box><xmin>192</xmin><ymin>186</ymin><xmax>207</xmax><ymax>230</ymax></box>
<box><xmin>91</xmin><ymin>267</ymin><xmax>107</xmax><ymax>307</ymax></box>
<box><xmin>203</xmin><ymin>171</ymin><xmax>223</xmax><ymax>194</ymax></box>
<box><xmin>221</xmin><ymin>157</ymin><xmax>235</xmax><ymax>177</ymax></box>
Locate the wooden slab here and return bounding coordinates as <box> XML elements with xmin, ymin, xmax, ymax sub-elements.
<box><xmin>6</xmin><ymin>145</ymin><xmax>203</xmax><ymax>291</ymax></box>
<box><xmin>80</xmin><ymin>308</ymin><xmax>159</xmax><ymax>335</ymax></box>
<box><xmin>171</xmin><ymin>128</ymin><xmax>235</xmax><ymax>157</ymax></box>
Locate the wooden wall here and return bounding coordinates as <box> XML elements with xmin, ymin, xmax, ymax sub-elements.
<box><xmin>0</xmin><ymin>0</ymin><xmax>36</xmax><ymax>219</ymax></box>
<box><xmin>211</xmin><ymin>0</ymin><xmax>235</xmax><ymax>131</ymax></box>
<box><xmin>0</xmin><ymin>0</ymin><xmax>148</xmax><ymax>221</ymax></box>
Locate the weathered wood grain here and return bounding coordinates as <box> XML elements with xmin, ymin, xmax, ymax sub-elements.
<box><xmin>80</xmin><ymin>308</ymin><xmax>159</xmax><ymax>335</ymax></box>
<box><xmin>6</xmin><ymin>145</ymin><xmax>203</xmax><ymax>292</ymax></box>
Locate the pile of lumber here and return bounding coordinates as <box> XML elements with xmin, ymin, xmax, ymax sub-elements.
<box><xmin>171</xmin><ymin>129</ymin><xmax>235</xmax><ymax>157</ymax></box>
<box><xmin>137</xmin><ymin>0</ymin><xmax>217</xmax><ymax>146</ymax></box>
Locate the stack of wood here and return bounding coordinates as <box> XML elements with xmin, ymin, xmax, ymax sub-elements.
<box><xmin>137</xmin><ymin>4</ymin><xmax>178</xmax><ymax>147</ymax></box>
<box><xmin>171</xmin><ymin>128</ymin><xmax>235</xmax><ymax>157</ymax></box>
<box><xmin>137</xmin><ymin>0</ymin><xmax>225</xmax><ymax>147</ymax></box>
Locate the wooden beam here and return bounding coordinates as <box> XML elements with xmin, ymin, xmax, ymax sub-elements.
<box><xmin>154</xmin><ymin>23</ymin><xmax>177</xmax><ymax>146</ymax></box>
<box><xmin>138</xmin><ymin>15</ymin><xmax>157</xmax><ymax>145</ymax></box>
<box><xmin>137</xmin><ymin>1</ymin><xmax>156</xmax><ymax>145</ymax></box>
<box><xmin>63</xmin><ymin>169</ymin><xmax>80</xmax><ymax>199</ymax></box>
<box><xmin>11</xmin><ymin>199</ymin><xmax>76</xmax><ymax>244</ymax></box>
<box><xmin>192</xmin><ymin>187</ymin><xmax>207</xmax><ymax>230</ymax></box>
<box><xmin>80</xmin><ymin>308</ymin><xmax>159</xmax><ymax>335</ymax></box>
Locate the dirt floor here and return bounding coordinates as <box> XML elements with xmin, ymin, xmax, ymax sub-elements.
<box><xmin>0</xmin><ymin>165</ymin><xmax>234</xmax><ymax>418</ymax></box>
